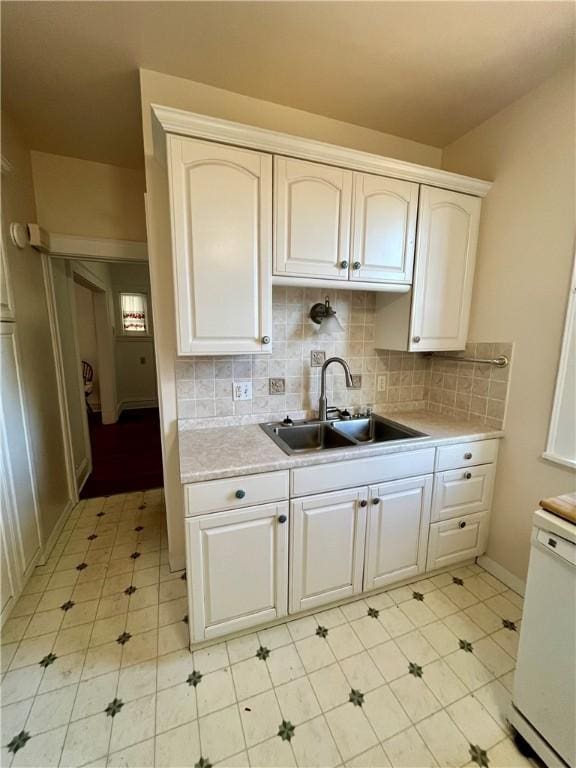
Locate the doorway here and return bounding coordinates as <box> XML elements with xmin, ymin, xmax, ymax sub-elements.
<box><xmin>49</xmin><ymin>257</ymin><xmax>163</xmax><ymax>499</ymax></box>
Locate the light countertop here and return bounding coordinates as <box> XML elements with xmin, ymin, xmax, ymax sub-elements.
<box><xmin>178</xmin><ymin>410</ymin><xmax>504</xmax><ymax>484</ymax></box>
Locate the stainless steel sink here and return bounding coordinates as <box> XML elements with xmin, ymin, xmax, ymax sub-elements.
<box><xmin>260</xmin><ymin>415</ymin><xmax>427</xmax><ymax>455</ymax></box>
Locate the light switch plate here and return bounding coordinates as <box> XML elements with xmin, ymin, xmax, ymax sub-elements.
<box><xmin>377</xmin><ymin>375</ymin><xmax>387</xmax><ymax>392</ymax></box>
<box><xmin>233</xmin><ymin>382</ymin><xmax>252</xmax><ymax>401</ymax></box>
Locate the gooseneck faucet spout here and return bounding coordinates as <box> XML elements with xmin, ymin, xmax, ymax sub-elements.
<box><xmin>318</xmin><ymin>357</ymin><xmax>354</xmax><ymax>421</ymax></box>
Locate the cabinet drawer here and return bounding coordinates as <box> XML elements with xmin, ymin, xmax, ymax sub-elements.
<box><xmin>431</xmin><ymin>464</ymin><xmax>495</xmax><ymax>522</ymax></box>
<box><xmin>427</xmin><ymin>510</ymin><xmax>489</xmax><ymax>571</ymax></box>
<box><xmin>291</xmin><ymin>448</ymin><xmax>435</xmax><ymax>497</ymax></box>
<box><xmin>435</xmin><ymin>439</ymin><xmax>499</xmax><ymax>472</ymax></box>
<box><xmin>186</xmin><ymin>471</ymin><xmax>289</xmax><ymax>516</ymax></box>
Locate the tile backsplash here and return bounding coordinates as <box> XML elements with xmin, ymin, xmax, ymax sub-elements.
<box><xmin>176</xmin><ymin>287</ymin><xmax>512</xmax><ymax>431</ymax></box>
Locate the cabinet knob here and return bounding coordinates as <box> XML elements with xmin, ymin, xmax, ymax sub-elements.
<box><xmin>412</xmin><ymin>336</ymin><xmax>421</xmax><ymax>343</ymax></box>
<box><xmin>360</xmin><ymin>499</ymin><xmax>367</xmax><ymax>507</ymax></box>
<box><xmin>459</xmin><ymin>520</ymin><xmax>467</xmax><ymax>529</ymax></box>
<box><xmin>235</xmin><ymin>489</ymin><xmax>246</xmax><ymax>499</ymax></box>
<box><xmin>278</xmin><ymin>514</ymin><xmax>287</xmax><ymax>524</ymax></box>
<box><xmin>353</xmin><ymin>261</ymin><xmax>361</xmax><ymax>270</ymax></box>
<box><xmin>340</xmin><ymin>260</ymin><xmax>349</xmax><ymax>269</ymax></box>
<box><xmin>464</xmin><ymin>472</ymin><xmax>472</xmax><ymax>480</ymax></box>
<box><xmin>464</xmin><ymin>452</ymin><xmax>472</xmax><ymax>460</ymax></box>
<box><xmin>372</xmin><ymin>497</ymin><xmax>380</xmax><ymax>505</ymax></box>
<box><xmin>262</xmin><ymin>336</ymin><xmax>271</xmax><ymax>345</ymax></box>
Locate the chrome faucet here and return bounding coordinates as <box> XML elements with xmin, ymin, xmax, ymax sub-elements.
<box><xmin>318</xmin><ymin>357</ymin><xmax>354</xmax><ymax>421</ymax></box>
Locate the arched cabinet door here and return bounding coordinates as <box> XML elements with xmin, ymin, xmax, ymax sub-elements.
<box><xmin>274</xmin><ymin>157</ymin><xmax>352</xmax><ymax>280</ymax></box>
<box><xmin>410</xmin><ymin>186</ymin><xmax>481</xmax><ymax>352</ymax></box>
<box><xmin>350</xmin><ymin>173</ymin><xmax>418</xmax><ymax>284</ymax></box>
<box><xmin>167</xmin><ymin>135</ymin><xmax>272</xmax><ymax>355</ymax></box>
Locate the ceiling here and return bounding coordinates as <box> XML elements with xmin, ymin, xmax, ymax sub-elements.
<box><xmin>2</xmin><ymin>1</ymin><xmax>574</xmax><ymax>169</ymax></box>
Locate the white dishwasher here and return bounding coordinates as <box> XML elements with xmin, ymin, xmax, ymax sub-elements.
<box><xmin>510</xmin><ymin>505</ymin><xmax>576</xmax><ymax>768</ymax></box>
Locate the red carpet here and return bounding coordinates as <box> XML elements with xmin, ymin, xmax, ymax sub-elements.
<box><xmin>80</xmin><ymin>408</ymin><xmax>164</xmax><ymax>498</ymax></box>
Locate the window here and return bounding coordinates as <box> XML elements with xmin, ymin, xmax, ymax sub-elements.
<box><xmin>120</xmin><ymin>292</ymin><xmax>149</xmax><ymax>334</ymax></box>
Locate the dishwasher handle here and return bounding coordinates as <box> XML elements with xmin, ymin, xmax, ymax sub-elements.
<box><xmin>536</xmin><ymin>528</ymin><xmax>576</xmax><ymax>566</ymax></box>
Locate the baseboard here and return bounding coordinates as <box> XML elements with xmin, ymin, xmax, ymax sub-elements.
<box><xmin>118</xmin><ymin>398</ymin><xmax>158</xmax><ymax>414</ymax></box>
<box><xmin>477</xmin><ymin>555</ymin><xmax>526</xmax><ymax>596</ymax></box>
<box><xmin>40</xmin><ymin>498</ymin><xmax>76</xmax><ymax>564</ymax></box>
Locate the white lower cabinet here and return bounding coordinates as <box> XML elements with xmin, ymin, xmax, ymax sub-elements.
<box><xmin>186</xmin><ymin>502</ymin><xmax>289</xmax><ymax>642</ymax></box>
<box><xmin>364</xmin><ymin>475</ymin><xmax>433</xmax><ymax>591</ymax></box>
<box><xmin>290</xmin><ymin>487</ymin><xmax>368</xmax><ymax>613</ymax></box>
<box><xmin>427</xmin><ymin>510</ymin><xmax>489</xmax><ymax>571</ymax></box>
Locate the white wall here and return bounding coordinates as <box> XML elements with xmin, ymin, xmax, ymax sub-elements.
<box><xmin>442</xmin><ymin>65</ymin><xmax>576</xmax><ymax>582</ymax></box>
<box><xmin>139</xmin><ymin>68</ymin><xmax>443</xmax><ymax>570</ymax></box>
<box><xmin>1</xmin><ymin>113</ymin><xmax>72</xmax><ymax>542</ymax></box>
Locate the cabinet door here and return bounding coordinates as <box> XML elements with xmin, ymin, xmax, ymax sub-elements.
<box><xmin>168</xmin><ymin>135</ymin><xmax>272</xmax><ymax>355</ymax></box>
<box><xmin>290</xmin><ymin>487</ymin><xmax>367</xmax><ymax>613</ymax></box>
<box><xmin>351</xmin><ymin>173</ymin><xmax>418</xmax><ymax>283</ymax></box>
<box><xmin>274</xmin><ymin>157</ymin><xmax>352</xmax><ymax>280</ymax></box>
<box><xmin>364</xmin><ymin>475</ymin><xmax>432</xmax><ymax>591</ymax></box>
<box><xmin>186</xmin><ymin>502</ymin><xmax>288</xmax><ymax>642</ymax></box>
<box><xmin>410</xmin><ymin>187</ymin><xmax>481</xmax><ymax>351</ymax></box>
<box><xmin>427</xmin><ymin>510</ymin><xmax>489</xmax><ymax>571</ymax></box>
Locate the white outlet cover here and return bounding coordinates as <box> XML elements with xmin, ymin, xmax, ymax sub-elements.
<box><xmin>377</xmin><ymin>375</ymin><xmax>387</xmax><ymax>391</ymax></box>
<box><xmin>233</xmin><ymin>381</ymin><xmax>252</xmax><ymax>401</ymax></box>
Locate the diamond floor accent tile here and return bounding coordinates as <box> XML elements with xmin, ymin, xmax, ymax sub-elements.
<box><xmin>0</xmin><ymin>488</ymin><xmax>529</xmax><ymax>768</ymax></box>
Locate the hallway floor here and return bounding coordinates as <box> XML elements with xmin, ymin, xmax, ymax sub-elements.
<box><xmin>1</xmin><ymin>491</ymin><xmax>533</xmax><ymax>768</ymax></box>
<box><xmin>81</xmin><ymin>409</ymin><xmax>163</xmax><ymax>498</ymax></box>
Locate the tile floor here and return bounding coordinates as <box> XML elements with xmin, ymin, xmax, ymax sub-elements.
<box><xmin>1</xmin><ymin>490</ymin><xmax>534</xmax><ymax>768</ymax></box>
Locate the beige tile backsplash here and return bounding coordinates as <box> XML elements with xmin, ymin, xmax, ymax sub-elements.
<box><xmin>176</xmin><ymin>287</ymin><xmax>512</xmax><ymax>430</ymax></box>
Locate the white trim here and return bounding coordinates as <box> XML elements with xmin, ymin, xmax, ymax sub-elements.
<box><xmin>42</xmin><ymin>255</ymin><xmax>79</xmax><ymax>503</ymax></box>
<box><xmin>118</xmin><ymin>398</ymin><xmax>159</xmax><ymax>414</ymax></box>
<box><xmin>29</xmin><ymin>225</ymin><xmax>147</xmax><ymax>262</ymax></box>
<box><xmin>151</xmin><ymin>104</ymin><xmax>492</xmax><ymax>198</ymax></box>
<box><xmin>1</xmin><ymin>154</ymin><xmax>13</xmax><ymax>175</ymax></box>
<box><xmin>477</xmin><ymin>555</ymin><xmax>526</xmax><ymax>596</ymax></box>
<box><xmin>272</xmin><ymin>275</ymin><xmax>410</xmax><ymax>293</ymax></box>
<box><xmin>39</xmin><ymin>499</ymin><xmax>75</xmax><ymax>565</ymax></box>
<box><xmin>543</xmin><ymin>251</ymin><xmax>576</xmax><ymax>469</ymax></box>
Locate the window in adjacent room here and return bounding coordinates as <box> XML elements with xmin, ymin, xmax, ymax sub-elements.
<box><xmin>120</xmin><ymin>292</ymin><xmax>149</xmax><ymax>334</ymax></box>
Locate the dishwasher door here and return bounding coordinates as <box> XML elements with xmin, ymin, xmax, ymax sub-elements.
<box><xmin>512</xmin><ymin>516</ymin><xmax>576</xmax><ymax>767</ymax></box>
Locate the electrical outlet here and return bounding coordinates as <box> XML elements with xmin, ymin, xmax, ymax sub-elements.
<box><xmin>232</xmin><ymin>382</ymin><xmax>252</xmax><ymax>401</ymax></box>
<box><xmin>377</xmin><ymin>375</ymin><xmax>387</xmax><ymax>391</ymax></box>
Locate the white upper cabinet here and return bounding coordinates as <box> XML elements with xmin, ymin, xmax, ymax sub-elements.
<box><xmin>351</xmin><ymin>174</ymin><xmax>418</xmax><ymax>284</ymax></box>
<box><xmin>167</xmin><ymin>135</ymin><xmax>272</xmax><ymax>356</ymax></box>
<box><xmin>410</xmin><ymin>186</ymin><xmax>481</xmax><ymax>351</ymax></box>
<box><xmin>274</xmin><ymin>157</ymin><xmax>352</xmax><ymax>280</ymax></box>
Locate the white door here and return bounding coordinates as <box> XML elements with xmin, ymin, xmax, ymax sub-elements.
<box><xmin>290</xmin><ymin>487</ymin><xmax>367</xmax><ymax>613</ymax></box>
<box><xmin>168</xmin><ymin>135</ymin><xmax>272</xmax><ymax>355</ymax></box>
<box><xmin>351</xmin><ymin>173</ymin><xmax>418</xmax><ymax>283</ymax></box>
<box><xmin>427</xmin><ymin>510</ymin><xmax>489</xmax><ymax>571</ymax></box>
<box><xmin>364</xmin><ymin>475</ymin><xmax>432</xmax><ymax>591</ymax></box>
<box><xmin>410</xmin><ymin>186</ymin><xmax>481</xmax><ymax>351</ymax></box>
<box><xmin>274</xmin><ymin>156</ymin><xmax>352</xmax><ymax>280</ymax></box>
<box><xmin>0</xmin><ymin>323</ymin><xmax>42</xmax><ymax>583</ymax></box>
<box><xmin>186</xmin><ymin>502</ymin><xmax>289</xmax><ymax>642</ymax></box>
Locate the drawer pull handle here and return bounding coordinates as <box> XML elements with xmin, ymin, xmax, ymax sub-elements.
<box><xmin>372</xmin><ymin>498</ymin><xmax>380</xmax><ymax>505</ymax></box>
<box><xmin>360</xmin><ymin>499</ymin><xmax>368</xmax><ymax>507</ymax></box>
<box><xmin>464</xmin><ymin>452</ymin><xmax>473</xmax><ymax>460</ymax></box>
<box><xmin>235</xmin><ymin>490</ymin><xmax>246</xmax><ymax>499</ymax></box>
<box><xmin>459</xmin><ymin>520</ymin><xmax>467</xmax><ymax>529</ymax></box>
<box><xmin>278</xmin><ymin>514</ymin><xmax>287</xmax><ymax>524</ymax></box>
<box><xmin>464</xmin><ymin>472</ymin><xmax>472</xmax><ymax>480</ymax></box>
<box><xmin>262</xmin><ymin>336</ymin><xmax>271</xmax><ymax>345</ymax></box>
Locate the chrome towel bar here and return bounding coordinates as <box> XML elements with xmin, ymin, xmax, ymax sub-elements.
<box><xmin>428</xmin><ymin>353</ymin><xmax>509</xmax><ymax>368</ymax></box>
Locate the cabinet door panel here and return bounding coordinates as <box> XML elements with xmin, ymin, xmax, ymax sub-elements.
<box><xmin>168</xmin><ymin>135</ymin><xmax>272</xmax><ymax>355</ymax></box>
<box><xmin>274</xmin><ymin>157</ymin><xmax>352</xmax><ymax>280</ymax></box>
<box><xmin>186</xmin><ymin>502</ymin><xmax>288</xmax><ymax>642</ymax></box>
<box><xmin>427</xmin><ymin>510</ymin><xmax>489</xmax><ymax>571</ymax></box>
<box><xmin>291</xmin><ymin>488</ymin><xmax>367</xmax><ymax>612</ymax></box>
<box><xmin>410</xmin><ymin>187</ymin><xmax>481</xmax><ymax>351</ymax></box>
<box><xmin>364</xmin><ymin>475</ymin><xmax>432</xmax><ymax>590</ymax></box>
<box><xmin>351</xmin><ymin>173</ymin><xmax>418</xmax><ymax>283</ymax></box>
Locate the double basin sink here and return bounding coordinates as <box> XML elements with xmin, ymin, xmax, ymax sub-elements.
<box><xmin>260</xmin><ymin>414</ymin><xmax>427</xmax><ymax>455</ymax></box>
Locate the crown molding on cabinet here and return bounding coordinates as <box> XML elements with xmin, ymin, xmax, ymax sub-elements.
<box><xmin>151</xmin><ymin>104</ymin><xmax>492</xmax><ymax>198</ymax></box>
<box><xmin>28</xmin><ymin>224</ymin><xmax>148</xmax><ymax>262</ymax></box>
